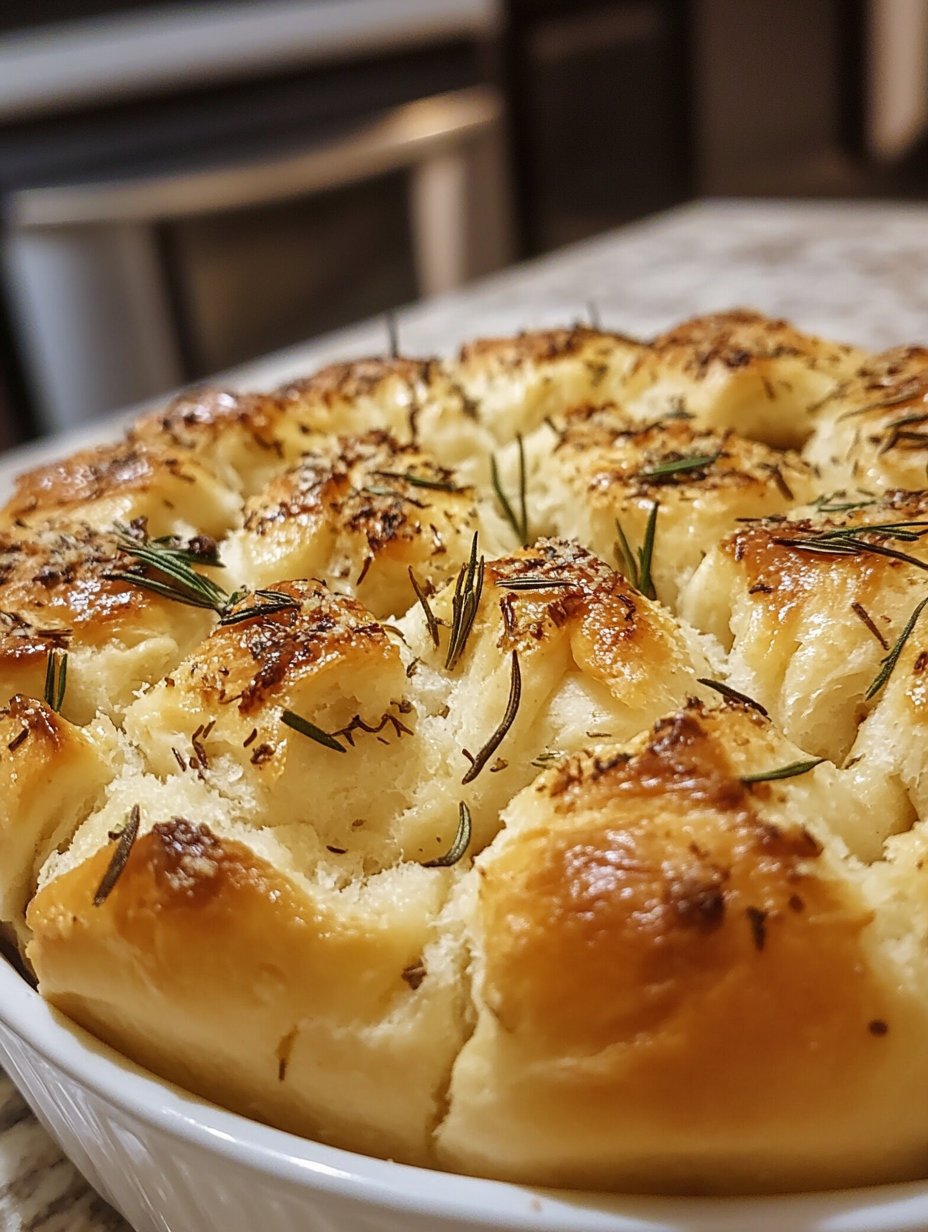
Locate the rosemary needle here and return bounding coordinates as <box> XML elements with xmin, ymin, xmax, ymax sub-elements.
<box><xmin>372</xmin><ymin>470</ymin><xmax>462</xmax><ymax>493</ymax></box>
<box><xmin>43</xmin><ymin>649</ymin><xmax>68</xmax><ymax>713</ymax></box>
<box><xmin>697</xmin><ymin>677</ymin><xmax>769</xmax><ymax>717</ymax></box>
<box><xmin>93</xmin><ymin>804</ymin><xmax>141</xmax><ymax>906</ymax></box>
<box><xmin>640</xmin><ymin>451</ymin><xmax>721</xmax><ymax>480</ymax></box>
<box><xmin>865</xmin><ymin>595</ymin><xmax>928</xmax><ymax>700</ymax></box>
<box><xmin>496</xmin><ymin>576</ymin><xmax>574</xmax><ymax>591</ymax></box>
<box><xmin>461</xmin><ymin>650</ymin><xmax>521</xmax><ymax>784</ymax></box>
<box><xmin>740</xmin><ymin>758</ymin><xmax>824</xmax><ymax>785</ymax></box>
<box><xmin>423</xmin><ymin>802</ymin><xmax>472</xmax><ymax>868</ymax></box>
<box><xmin>491</xmin><ymin>434</ymin><xmax>529</xmax><ymax>545</ymax></box>
<box><xmin>281</xmin><ymin>709</ymin><xmax>346</xmax><ymax>753</ymax></box>
<box><xmin>408</xmin><ymin>567</ymin><xmax>440</xmax><ymax>648</ymax></box>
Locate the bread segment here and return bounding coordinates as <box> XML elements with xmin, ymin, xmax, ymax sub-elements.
<box><xmin>0</xmin><ymin>525</ymin><xmax>220</xmax><ymax>721</ymax></box>
<box><xmin>451</xmin><ymin>326</ymin><xmax>646</xmax><ymax>444</ymax></box>
<box><xmin>437</xmin><ymin>703</ymin><xmax>928</xmax><ymax>1193</ymax></box>
<box><xmin>804</xmin><ymin>346</ymin><xmax>928</xmax><ymax>492</ymax></box>
<box><xmin>681</xmin><ymin>490</ymin><xmax>928</xmax><ymax>769</ymax></box>
<box><xmin>622</xmin><ymin>309</ymin><xmax>863</xmax><ymax>447</ymax></box>
<box><xmin>0</xmin><ymin>440</ymin><xmax>240</xmax><ymax>539</ymax></box>
<box><xmin>27</xmin><ymin>788</ymin><xmax>471</xmax><ymax>1166</ymax></box>
<box><xmin>224</xmin><ymin>431</ymin><xmax>512</xmax><ymax>617</ymax></box>
<box><xmin>494</xmin><ymin>404</ymin><xmax>818</xmax><ymax>609</ymax></box>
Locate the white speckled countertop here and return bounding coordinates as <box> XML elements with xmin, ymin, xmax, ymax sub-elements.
<box><xmin>3</xmin><ymin>198</ymin><xmax>928</xmax><ymax>1231</ymax></box>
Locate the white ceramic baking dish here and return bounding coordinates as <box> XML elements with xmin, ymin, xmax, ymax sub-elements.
<box><xmin>3</xmin><ymin>955</ymin><xmax>928</xmax><ymax>1232</ymax></box>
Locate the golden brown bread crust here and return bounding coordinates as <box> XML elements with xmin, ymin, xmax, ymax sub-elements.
<box><xmin>437</xmin><ymin>703</ymin><xmax>928</xmax><ymax>1192</ymax></box>
<box><xmin>512</xmin><ymin>403</ymin><xmax>818</xmax><ymax>608</ymax></box>
<box><xmin>0</xmin><ymin>440</ymin><xmax>240</xmax><ymax>538</ymax></box>
<box><xmin>804</xmin><ymin>345</ymin><xmax>928</xmax><ymax>491</ymax></box>
<box><xmin>622</xmin><ymin>309</ymin><xmax>864</xmax><ymax>447</ymax></box>
<box><xmin>13</xmin><ymin>308</ymin><xmax>928</xmax><ymax>1197</ymax></box>
<box><xmin>0</xmin><ymin>525</ymin><xmax>218</xmax><ymax>721</ymax></box>
<box><xmin>27</xmin><ymin>816</ymin><xmax>466</xmax><ymax>1165</ymax></box>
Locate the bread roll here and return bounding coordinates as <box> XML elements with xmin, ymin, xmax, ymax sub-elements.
<box><xmin>27</xmin><ymin>769</ymin><xmax>470</xmax><ymax>1165</ymax></box>
<box><xmin>621</xmin><ymin>309</ymin><xmax>864</xmax><ymax>447</ymax></box>
<box><xmin>451</xmin><ymin>326</ymin><xmax>645</xmax><ymax>444</ymax></box>
<box><xmin>681</xmin><ymin>490</ymin><xmax>928</xmax><ymax>769</ymax></box>
<box><xmin>437</xmin><ymin>701</ymin><xmax>928</xmax><ymax>1192</ymax></box>
<box><xmin>494</xmin><ymin>403</ymin><xmax>818</xmax><ymax>609</ymax></box>
<box><xmin>223</xmin><ymin>430</ymin><xmax>513</xmax><ymax>616</ymax></box>
<box><xmin>0</xmin><ymin>524</ymin><xmax>220</xmax><ymax>721</ymax></box>
<box><xmin>803</xmin><ymin>345</ymin><xmax>928</xmax><ymax>492</ymax></box>
<box><xmin>0</xmin><ymin>439</ymin><xmax>240</xmax><ymax>539</ymax></box>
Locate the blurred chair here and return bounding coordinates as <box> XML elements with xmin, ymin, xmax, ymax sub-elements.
<box><xmin>3</xmin><ymin>86</ymin><xmax>512</xmax><ymax>432</ymax></box>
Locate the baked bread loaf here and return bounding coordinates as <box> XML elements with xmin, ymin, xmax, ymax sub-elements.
<box><xmin>7</xmin><ymin>307</ymin><xmax>928</xmax><ymax>1195</ymax></box>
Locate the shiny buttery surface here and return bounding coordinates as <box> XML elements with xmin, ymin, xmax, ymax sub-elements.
<box><xmin>6</xmin><ymin>199</ymin><xmax>928</xmax><ymax>1229</ymax></box>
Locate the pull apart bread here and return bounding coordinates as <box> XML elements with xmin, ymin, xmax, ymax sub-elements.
<box><xmin>7</xmin><ymin>309</ymin><xmax>928</xmax><ymax>1195</ymax></box>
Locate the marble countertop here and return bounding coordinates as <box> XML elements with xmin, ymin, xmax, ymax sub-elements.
<box><xmin>3</xmin><ymin>197</ymin><xmax>928</xmax><ymax>1231</ymax></box>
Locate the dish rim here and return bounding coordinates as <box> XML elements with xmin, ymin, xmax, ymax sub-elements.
<box><xmin>4</xmin><ymin>956</ymin><xmax>928</xmax><ymax>1232</ymax></box>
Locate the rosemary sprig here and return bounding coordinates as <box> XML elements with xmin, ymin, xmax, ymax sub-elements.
<box><xmin>423</xmin><ymin>802</ymin><xmax>472</xmax><ymax>868</ymax></box>
<box><xmin>107</xmin><ymin>533</ymin><xmax>228</xmax><ymax>611</ymax></box>
<box><xmin>408</xmin><ymin>567</ymin><xmax>440</xmax><ymax>648</ymax></box>
<box><xmin>43</xmin><ymin>649</ymin><xmax>68</xmax><ymax>713</ymax></box>
<box><xmin>386</xmin><ymin>310</ymin><xmax>399</xmax><ymax>359</ymax></box>
<box><xmin>697</xmin><ymin>677</ymin><xmax>768</xmax><ymax>717</ymax></box>
<box><xmin>445</xmin><ymin>532</ymin><xmax>485</xmax><ymax>670</ymax></box>
<box><xmin>813</xmin><ymin>493</ymin><xmax>876</xmax><ymax>513</ymax></box>
<box><xmin>772</xmin><ymin>527</ymin><xmax>928</xmax><ymax>573</ymax></box>
<box><xmin>865</xmin><ymin>595</ymin><xmax>928</xmax><ymax>700</ymax></box>
<box><xmin>218</xmin><ymin>589</ymin><xmax>299</xmax><ymax>625</ymax></box>
<box><xmin>614</xmin><ymin>502</ymin><xmax>659</xmax><ymax>600</ymax></box>
<box><xmin>886</xmin><ymin>411</ymin><xmax>928</xmax><ymax>430</ymax></box>
<box><xmin>109</xmin><ymin>531</ymin><xmax>301</xmax><ymax>625</ymax></box>
<box><xmin>461</xmin><ymin>650</ymin><xmax>521</xmax><ymax>784</ymax></box>
<box><xmin>491</xmin><ymin>434</ymin><xmax>529</xmax><ymax>545</ymax></box>
<box><xmin>640</xmin><ymin>451</ymin><xmax>721</xmax><ymax>480</ymax></box>
<box><xmin>281</xmin><ymin>709</ymin><xmax>346</xmax><ymax>753</ymax></box>
<box><xmin>740</xmin><ymin>758</ymin><xmax>824</xmax><ymax>785</ymax></box>
<box><xmin>372</xmin><ymin>469</ymin><xmax>462</xmax><ymax>493</ymax></box>
<box><xmin>837</xmin><ymin>388</ymin><xmax>923</xmax><ymax>420</ymax></box>
<box><xmin>93</xmin><ymin>804</ymin><xmax>141</xmax><ymax>906</ymax></box>
<box><xmin>808</xmin><ymin>520</ymin><xmax>928</xmax><ymax>543</ymax></box>
<box><xmin>496</xmin><ymin>576</ymin><xmax>574</xmax><ymax>591</ymax></box>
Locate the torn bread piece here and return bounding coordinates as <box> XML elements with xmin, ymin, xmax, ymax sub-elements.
<box><xmin>804</xmin><ymin>346</ymin><xmax>928</xmax><ymax>493</ymax></box>
<box><xmin>437</xmin><ymin>702</ymin><xmax>928</xmax><ymax>1192</ymax></box>
<box><xmin>493</xmin><ymin>404</ymin><xmax>818</xmax><ymax>610</ymax></box>
<box><xmin>0</xmin><ymin>525</ymin><xmax>224</xmax><ymax>721</ymax></box>
<box><xmin>0</xmin><ymin>697</ymin><xmax>115</xmax><ymax>947</ymax></box>
<box><xmin>394</xmin><ymin>537</ymin><xmax>716</xmax><ymax>862</ymax></box>
<box><xmin>621</xmin><ymin>309</ymin><xmax>863</xmax><ymax>448</ymax></box>
<box><xmin>0</xmin><ymin>439</ymin><xmax>240</xmax><ymax>540</ymax></box>
<box><xmin>224</xmin><ymin>431</ymin><xmax>513</xmax><ymax>618</ymax></box>
<box><xmin>681</xmin><ymin>490</ymin><xmax>928</xmax><ymax>766</ymax></box>
<box><xmin>26</xmin><ymin>766</ymin><xmax>471</xmax><ymax>1166</ymax></box>
<box><xmin>450</xmin><ymin>326</ymin><xmax>646</xmax><ymax>447</ymax></box>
